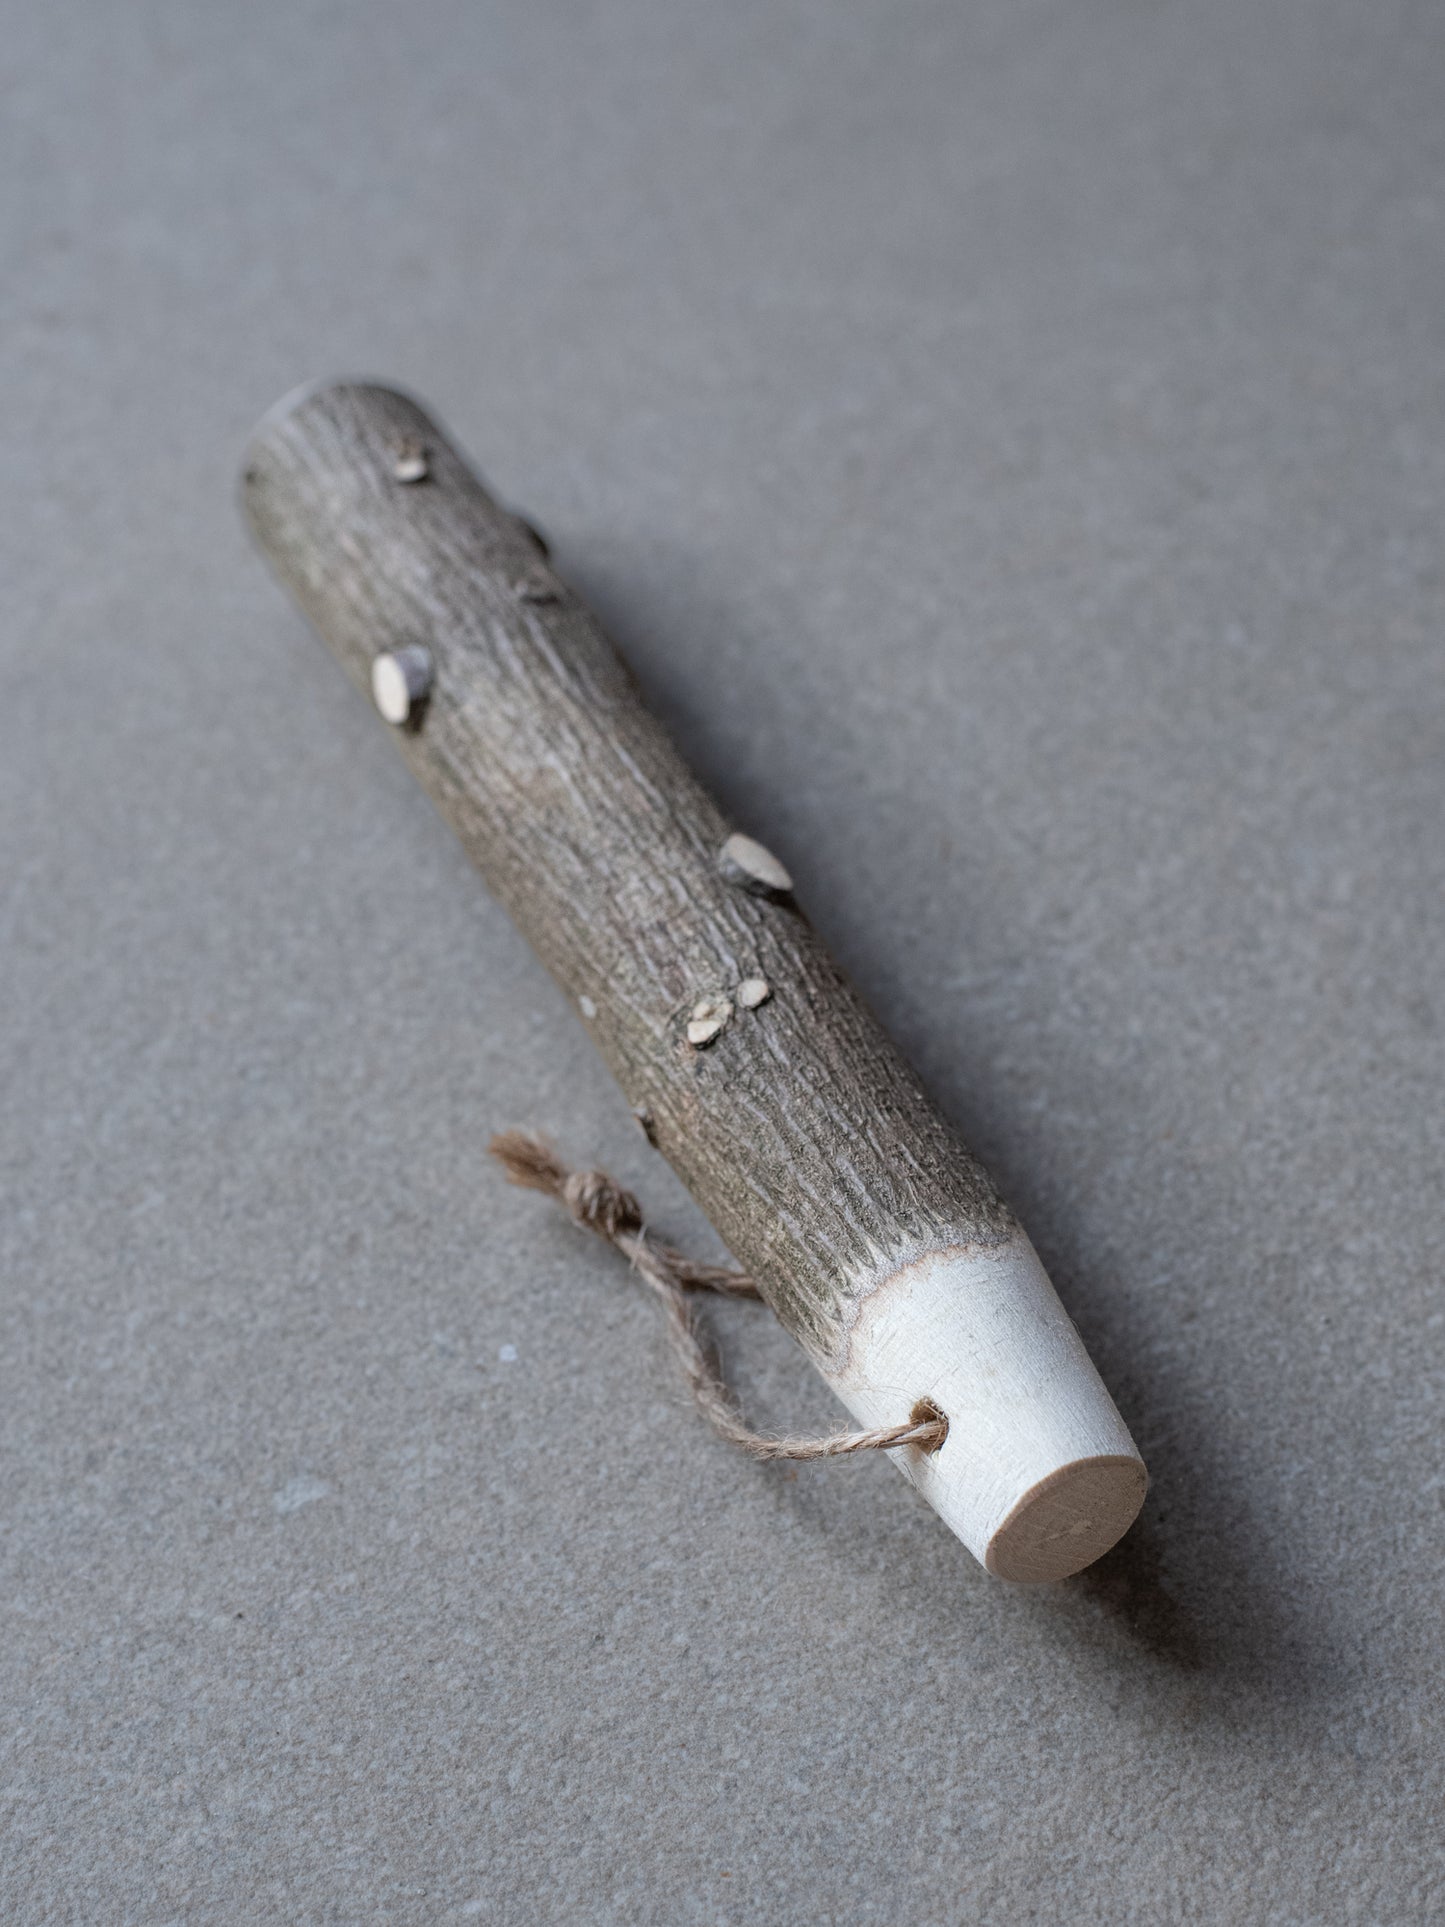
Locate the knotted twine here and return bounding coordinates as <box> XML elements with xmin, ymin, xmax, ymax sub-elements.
<box><xmin>489</xmin><ymin>1130</ymin><xmax>948</xmax><ymax>1461</ymax></box>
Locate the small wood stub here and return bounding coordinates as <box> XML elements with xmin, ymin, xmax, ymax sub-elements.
<box><xmin>718</xmin><ymin>833</ymin><xmax>794</xmax><ymax>899</ymax></box>
<box><xmin>371</xmin><ymin>645</ymin><xmax>433</xmax><ymax>724</ymax></box>
<box><xmin>686</xmin><ymin>994</ymin><xmax>732</xmax><ymax>1047</ymax></box>
<box><xmin>393</xmin><ymin>439</ymin><xmax>430</xmax><ymax>483</ymax></box>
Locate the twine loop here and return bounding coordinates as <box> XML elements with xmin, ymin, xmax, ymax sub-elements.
<box><xmin>490</xmin><ymin>1130</ymin><xmax>948</xmax><ymax>1464</ymax></box>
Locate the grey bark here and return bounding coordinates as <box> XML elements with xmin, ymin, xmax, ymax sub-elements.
<box><xmin>242</xmin><ymin>382</ymin><xmax>1014</xmax><ymax>1367</ymax></box>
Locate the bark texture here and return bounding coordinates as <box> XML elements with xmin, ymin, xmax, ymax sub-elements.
<box><xmin>242</xmin><ymin>382</ymin><xmax>1015</xmax><ymax>1368</ymax></box>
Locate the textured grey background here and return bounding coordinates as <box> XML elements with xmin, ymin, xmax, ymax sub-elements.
<box><xmin>4</xmin><ymin>1</ymin><xmax>1443</xmax><ymax>1920</ymax></box>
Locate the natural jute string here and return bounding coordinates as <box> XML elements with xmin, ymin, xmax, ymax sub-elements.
<box><xmin>490</xmin><ymin>1131</ymin><xmax>948</xmax><ymax>1461</ymax></box>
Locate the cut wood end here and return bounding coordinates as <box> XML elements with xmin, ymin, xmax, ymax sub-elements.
<box><xmin>687</xmin><ymin>997</ymin><xmax>732</xmax><ymax>1047</ymax></box>
<box><xmin>984</xmin><ymin>1455</ymin><xmax>1149</xmax><ymax>1583</ymax></box>
<box><xmin>371</xmin><ymin>646</ymin><xmax>433</xmax><ymax>725</ymax></box>
<box><xmin>393</xmin><ymin>440</ymin><xmax>430</xmax><ymax>483</ymax></box>
<box><xmin>829</xmin><ymin>1235</ymin><xmax>1146</xmax><ymax>1580</ymax></box>
<box><xmin>719</xmin><ymin>833</ymin><xmax>793</xmax><ymax>897</ymax></box>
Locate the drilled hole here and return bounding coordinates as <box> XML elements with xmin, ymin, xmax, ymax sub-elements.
<box><xmin>910</xmin><ymin>1397</ymin><xmax>948</xmax><ymax>1454</ymax></box>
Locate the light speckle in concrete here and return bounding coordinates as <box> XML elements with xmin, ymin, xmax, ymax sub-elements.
<box><xmin>273</xmin><ymin>1477</ymin><xmax>333</xmax><ymax>1516</ymax></box>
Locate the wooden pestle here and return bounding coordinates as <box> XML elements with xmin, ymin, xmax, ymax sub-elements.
<box><xmin>242</xmin><ymin>380</ymin><xmax>1147</xmax><ymax>1581</ymax></box>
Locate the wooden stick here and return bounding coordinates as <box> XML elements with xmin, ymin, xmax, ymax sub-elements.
<box><xmin>241</xmin><ymin>380</ymin><xmax>1147</xmax><ymax>1582</ymax></box>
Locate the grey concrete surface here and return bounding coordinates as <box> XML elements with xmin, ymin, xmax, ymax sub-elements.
<box><xmin>4</xmin><ymin>2</ymin><xmax>1443</xmax><ymax>1920</ymax></box>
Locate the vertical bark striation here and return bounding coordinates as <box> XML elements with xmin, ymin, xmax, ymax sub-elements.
<box><xmin>243</xmin><ymin>382</ymin><xmax>1014</xmax><ymax>1368</ymax></box>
